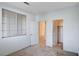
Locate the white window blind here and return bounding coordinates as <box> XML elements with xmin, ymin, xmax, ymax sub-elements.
<box><xmin>17</xmin><ymin>14</ymin><xmax>26</xmax><ymax>35</ymax></box>
<box><xmin>2</xmin><ymin>9</ymin><xmax>26</xmax><ymax>38</ymax></box>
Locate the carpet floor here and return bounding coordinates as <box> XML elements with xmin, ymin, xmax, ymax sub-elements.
<box><xmin>8</xmin><ymin>45</ymin><xmax>78</xmax><ymax>56</ymax></box>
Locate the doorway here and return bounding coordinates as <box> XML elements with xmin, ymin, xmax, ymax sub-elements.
<box><xmin>53</xmin><ymin>19</ymin><xmax>63</xmax><ymax>49</ymax></box>
<box><xmin>39</xmin><ymin>21</ymin><xmax>46</xmax><ymax>48</ymax></box>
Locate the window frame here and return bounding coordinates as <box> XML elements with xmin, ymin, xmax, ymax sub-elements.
<box><xmin>2</xmin><ymin>9</ymin><xmax>27</xmax><ymax>38</ymax></box>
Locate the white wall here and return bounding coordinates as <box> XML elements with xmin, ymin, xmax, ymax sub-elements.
<box><xmin>0</xmin><ymin>3</ymin><xmax>79</xmax><ymax>55</ymax></box>
<box><xmin>40</xmin><ymin>6</ymin><xmax>79</xmax><ymax>53</ymax></box>
<box><xmin>0</xmin><ymin>3</ymin><xmax>38</xmax><ymax>56</ymax></box>
<box><xmin>46</xmin><ymin>20</ymin><xmax>53</xmax><ymax>47</ymax></box>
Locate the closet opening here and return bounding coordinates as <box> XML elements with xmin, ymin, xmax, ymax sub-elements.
<box><xmin>53</xmin><ymin>19</ymin><xmax>63</xmax><ymax>50</ymax></box>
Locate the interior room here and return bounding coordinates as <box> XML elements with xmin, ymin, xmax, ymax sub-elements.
<box><xmin>0</xmin><ymin>2</ymin><xmax>79</xmax><ymax>56</ymax></box>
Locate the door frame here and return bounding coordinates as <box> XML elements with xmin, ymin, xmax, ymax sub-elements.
<box><xmin>53</xmin><ymin>19</ymin><xmax>63</xmax><ymax>49</ymax></box>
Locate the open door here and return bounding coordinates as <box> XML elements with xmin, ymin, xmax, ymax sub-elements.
<box><xmin>39</xmin><ymin>21</ymin><xmax>46</xmax><ymax>48</ymax></box>
<box><xmin>53</xmin><ymin>19</ymin><xmax>63</xmax><ymax>49</ymax></box>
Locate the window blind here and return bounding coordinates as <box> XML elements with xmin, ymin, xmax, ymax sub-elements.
<box><xmin>2</xmin><ymin>9</ymin><xmax>26</xmax><ymax>38</ymax></box>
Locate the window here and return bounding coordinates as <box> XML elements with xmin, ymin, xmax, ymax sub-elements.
<box><xmin>17</xmin><ymin>14</ymin><xmax>26</xmax><ymax>35</ymax></box>
<box><xmin>2</xmin><ymin>9</ymin><xmax>26</xmax><ymax>38</ymax></box>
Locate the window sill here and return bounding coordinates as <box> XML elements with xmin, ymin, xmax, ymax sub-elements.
<box><xmin>2</xmin><ymin>34</ymin><xmax>27</xmax><ymax>38</ymax></box>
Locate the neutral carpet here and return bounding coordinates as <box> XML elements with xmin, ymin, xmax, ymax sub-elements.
<box><xmin>8</xmin><ymin>45</ymin><xmax>78</xmax><ymax>56</ymax></box>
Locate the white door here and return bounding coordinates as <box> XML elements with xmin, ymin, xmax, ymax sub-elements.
<box><xmin>29</xmin><ymin>21</ymin><xmax>37</xmax><ymax>46</ymax></box>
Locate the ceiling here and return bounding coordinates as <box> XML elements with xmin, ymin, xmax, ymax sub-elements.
<box><xmin>1</xmin><ymin>2</ymin><xmax>78</xmax><ymax>14</ymax></box>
